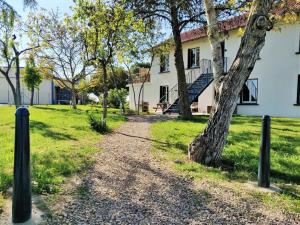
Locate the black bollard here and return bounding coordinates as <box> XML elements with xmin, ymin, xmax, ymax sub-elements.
<box><xmin>258</xmin><ymin>115</ymin><xmax>271</xmax><ymax>188</ymax></box>
<box><xmin>12</xmin><ymin>107</ymin><xmax>31</xmax><ymax>223</ymax></box>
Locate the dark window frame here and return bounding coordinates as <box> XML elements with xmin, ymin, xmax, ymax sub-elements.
<box><xmin>159</xmin><ymin>85</ymin><xmax>169</xmax><ymax>103</ymax></box>
<box><xmin>188</xmin><ymin>47</ymin><xmax>200</xmax><ymax>69</ymax></box>
<box><xmin>239</xmin><ymin>78</ymin><xmax>258</xmax><ymax>105</ymax></box>
<box><xmin>297</xmin><ymin>75</ymin><xmax>300</xmax><ymax>104</ymax></box>
<box><xmin>296</xmin><ymin>32</ymin><xmax>300</xmax><ymax>54</ymax></box>
<box><xmin>160</xmin><ymin>54</ymin><xmax>170</xmax><ymax>73</ymax></box>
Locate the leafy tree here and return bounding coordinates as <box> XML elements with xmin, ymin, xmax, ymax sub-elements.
<box><xmin>74</xmin><ymin>0</ymin><xmax>144</xmax><ymax>126</ymax></box>
<box><xmin>188</xmin><ymin>0</ymin><xmax>298</xmax><ymax>166</ymax></box>
<box><xmin>0</xmin><ymin>0</ymin><xmax>37</xmax><ymax>12</ymax></box>
<box><xmin>107</xmin><ymin>88</ymin><xmax>128</xmax><ymax>112</ymax></box>
<box><xmin>0</xmin><ymin>9</ymin><xmax>38</xmax><ymax>108</ymax></box>
<box><xmin>22</xmin><ymin>55</ymin><xmax>42</xmax><ymax>106</ymax></box>
<box><xmin>128</xmin><ymin>0</ymin><xmax>205</xmax><ymax>119</ymax></box>
<box><xmin>27</xmin><ymin>10</ymin><xmax>92</xmax><ymax>109</ymax></box>
<box><xmin>86</xmin><ymin>66</ymin><xmax>128</xmax><ymax>95</ymax></box>
<box><xmin>130</xmin><ymin>62</ymin><xmax>151</xmax><ymax>74</ymax></box>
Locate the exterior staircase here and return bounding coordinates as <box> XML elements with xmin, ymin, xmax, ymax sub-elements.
<box><xmin>162</xmin><ymin>59</ymin><xmax>214</xmax><ymax>114</ymax></box>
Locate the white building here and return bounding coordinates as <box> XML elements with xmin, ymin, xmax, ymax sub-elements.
<box><xmin>128</xmin><ymin>14</ymin><xmax>300</xmax><ymax>118</ymax></box>
<box><xmin>0</xmin><ymin>69</ymin><xmax>54</xmax><ymax>105</ymax></box>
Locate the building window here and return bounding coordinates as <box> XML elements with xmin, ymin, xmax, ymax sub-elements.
<box><xmin>159</xmin><ymin>85</ymin><xmax>169</xmax><ymax>103</ymax></box>
<box><xmin>240</xmin><ymin>79</ymin><xmax>258</xmax><ymax>104</ymax></box>
<box><xmin>297</xmin><ymin>32</ymin><xmax>300</xmax><ymax>54</ymax></box>
<box><xmin>160</xmin><ymin>54</ymin><xmax>169</xmax><ymax>72</ymax></box>
<box><xmin>188</xmin><ymin>47</ymin><xmax>200</xmax><ymax>68</ymax></box>
<box><xmin>297</xmin><ymin>75</ymin><xmax>300</xmax><ymax>104</ymax></box>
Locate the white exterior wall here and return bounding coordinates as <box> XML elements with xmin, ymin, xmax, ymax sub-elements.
<box><xmin>128</xmin><ymin>21</ymin><xmax>300</xmax><ymax>117</ymax></box>
<box><xmin>0</xmin><ymin>71</ymin><xmax>53</xmax><ymax>105</ymax></box>
<box><xmin>198</xmin><ymin>83</ymin><xmax>214</xmax><ymax>113</ymax></box>
<box><xmin>237</xmin><ymin>23</ymin><xmax>300</xmax><ymax>117</ymax></box>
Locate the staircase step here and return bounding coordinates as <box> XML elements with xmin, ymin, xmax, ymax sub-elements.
<box><xmin>164</xmin><ymin>73</ymin><xmax>213</xmax><ymax>114</ymax></box>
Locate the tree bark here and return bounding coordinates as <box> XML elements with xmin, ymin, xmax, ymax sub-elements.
<box><xmin>102</xmin><ymin>64</ymin><xmax>108</xmax><ymax>127</ymax></box>
<box><xmin>188</xmin><ymin>0</ymin><xmax>274</xmax><ymax>166</ymax></box>
<box><xmin>30</xmin><ymin>88</ymin><xmax>34</xmax><ymax>106</ymax></box>
<box><xmin>170</xmin><ymin>4</ymin><xmax>192</xmax><ymax>119</ymax></box>
<box><xmin>203</xmin><ymin>0</ymin><xmax>225</xmax><ymax>104</ymax></box>
<box><xmin>15</xmin><ymin>54</ymin><xmax>22</xmax><ymax>108</ymax></box>
<box><xmin>2</xmin><ymin>72</ymin><xmax>18</xmax><ymax>107</ymax></box>
<box><xmin>71</xmin><ymin>84</ymin><xmax>77</xmax><ymax>109</ymax></box>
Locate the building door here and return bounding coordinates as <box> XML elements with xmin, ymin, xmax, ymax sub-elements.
<box><xmin>159</xmin><ymin>86</ymin><xmax>169</xmax><ymax>103</ymax></box>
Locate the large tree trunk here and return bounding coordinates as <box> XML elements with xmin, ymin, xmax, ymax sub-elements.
<box><xmin>3</xmin><ymin>72</ymin><xmax>18</xmax><ymax>107</ymax></box>
<box><xmin>170</xmin><ymin>4</ymin><xmax>192</xmax><ymax>120</ymax></box>
<box><xmin>15</xmin><ymin>55</ymin><xmax>22</xmax><ymax>108</ymax></box>
<box><xmin>30</xmin><ymin>88</ymin><xmax>34</xmax><ymax>106</ymax></box>
<box><xmin>188</xmin><ymin>0</ymin><xmax>274</xmax><ymax>166</ymax></box>
<box><xmin>203</xmin><ymin>0</ymin><xmax>225</xmax><ymax>103</ymax></box>
<box><xmin>102</xmin><ymin>64</ymin><xmax>108</xmax><ymax>127</ymax></box>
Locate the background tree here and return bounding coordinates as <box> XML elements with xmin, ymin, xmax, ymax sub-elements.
<box><xmin>107</xmin><ymin>88</ymin><xmax>128</xmax><ymax>113</ymax></box>
<box><xmin>120</xmin><ymin>22</ymin><xmax>164</xmax><ymax>114</ymax></box>
<box><xmin>28</xmin><ymin>10</ymin><xmax>92</xmax><ymax>109</ymax></box>
<box><xmin>128</xmin><ymin>0</ymin><xmax>205</xmax><ymax>119</ymax></box>
<box><xmin>188</xmin><ymin>0</ymin><xmax>297</xmax><ymax>166</ymax></box>
<box><xmin>0</xmin><ymin>9</ymin><xmax>38</xmax><ymax>108</ymax></box>
<box><xmin>74</xmin><ymin>0</ymin><xmax>145</xmax><ymax>126</ymax></box>
<box><xmin>85</xmin><ymin>66</ymin><xmax>128</xmax><ymax>95</ymax></box>
<box><xmin>0</xmin><ymin>0</ymin><xmax>37</xmax><ymax>12</ymax></box>
<box><xmin>22</xmin><ymin>54</ymin><xmax>42</xmax><ymax>106</ymax></box>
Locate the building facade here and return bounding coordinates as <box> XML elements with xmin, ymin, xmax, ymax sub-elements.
<box><xmin>0</xmin><ymin>71</ymin><xmax>54</xmax><ymax>105</ymax></box>
<box><xmin>128</xmin><ymin>17</ymin><xmax>300</xmax><ymax>118</ymax></box>
<box><xmin>0</xmin><ymin>69</ymin><xmax>82</xmax><ymax>105</ymax></box>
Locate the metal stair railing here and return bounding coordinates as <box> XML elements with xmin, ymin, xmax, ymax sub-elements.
<box><xmin>159</xmin><ymin>59</ymin><xmax>212</xmax><ymax>109</ymax></box>
<box><xmin>158</xmin><ymin>83</ymin><xmax>178</xmax><ymax>108</ymax></box>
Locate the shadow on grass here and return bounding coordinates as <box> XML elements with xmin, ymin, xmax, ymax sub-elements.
<box><xmin>31</xmin><ymin>149</ymin><xmax>95</xmax><ymax>194</ymax></box>
<box><xmin>272</xmin><ymin>141</ymin><xmax>298</xmax><ymax>156</ymax></box>
<box><xmin>152</xmin><ymin>120</ymin><xmax>300</xmax><ymax>184</ymax></box>
<box><xmin>34</xmin><ymin>106</ymin><xmax>83</xmax><ymax>113</ymax></box>
<box><xmin>30</xmin><ymin>120</ymin><xmax>77</xmax><ymax>141</ymax></box>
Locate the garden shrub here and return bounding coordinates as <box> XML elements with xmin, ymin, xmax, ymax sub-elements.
<box><xmin>107</xmin><ymin>88</ymin><xmax>128</xmax><ymax>109</ymax></box>
<box><xmin>87</xmin><ymin>113</ymin><xmax>109</xmax><ymax>133</ymax></box>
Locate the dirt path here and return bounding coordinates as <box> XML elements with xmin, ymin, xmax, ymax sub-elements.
<box><xmin>43</xmin><ymin>116</ymin><xmax>298</xmax><ymax>225</ymax></box>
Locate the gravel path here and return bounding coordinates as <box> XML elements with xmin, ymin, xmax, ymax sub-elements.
<box><xmin>43</xmin><ymin>116</ymin><xmax>299</xmax><ymax>225</ymax></box>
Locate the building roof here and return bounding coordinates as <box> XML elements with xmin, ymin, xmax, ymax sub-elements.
<box><xmin>180</xmin><ymin>1</ymin><xmax>300</xmax><ymax>43</ymax></box>
<box><xmin>181</xmin><ymin>15</ymin><xmax>247</xmax><ymax>43</ymax></box>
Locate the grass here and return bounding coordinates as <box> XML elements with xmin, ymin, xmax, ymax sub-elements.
<box><xmin>0</xmin><ymin>105</ymin><xmax>125</xmax><ymax>209</ymax></box>
<box><xmin>151</xmin><ymin>115</ymin><xmax>300</xmax><ymax>212</ymax></box>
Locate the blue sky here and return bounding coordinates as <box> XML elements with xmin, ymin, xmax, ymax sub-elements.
<box><xmin>4</xmin><ymin>0</ymin><xmax>75</xmax><ymax>66</ymax></box>
<box><xmin>6</xmin><ymin>0</ymin><xmax>74</xmax><ymax>17</ymax></box>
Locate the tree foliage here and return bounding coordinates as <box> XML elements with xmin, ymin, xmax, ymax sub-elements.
<box><xmin>73</xmin><ymin>0</ymin><xmax>146</xmax><ymax>124</ymax></box>
<box><xmin>22</xmin><ymin>54</ymin><xmax>42</xmax><ymax>105</ymax></box>
<box><xmin>85</xmin><ymin>67</ymin><xmax>128</xmax><ymax>95</ymax></box>
<box><xmin>27</xmin><ymin>10</ymin><xmax>92</xmax><ymax>109</ymax></box>
<box><xmin>0</xmin><ymin>9</ymin><xmax>38</xmax><ymax>108</ymax></box>
<box><xmin>23</xmin><ymin>55</ymin><xmax>41</xmax><ymax>91</ymax></box>
<box><xmin>107</xmin><ymin>88</ymin><xmax>128</xmax><ymax>109</ymax></box>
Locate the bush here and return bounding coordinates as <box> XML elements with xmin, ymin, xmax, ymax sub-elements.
<box><xmin>107</xmin><ymin>88</ymin><xmax>128</xmax><ymax>109</ymax></box>
<box><xmin>87</xmin><ymin>113</ymin><xmax>109</xmax><ymax>133</ymax></box>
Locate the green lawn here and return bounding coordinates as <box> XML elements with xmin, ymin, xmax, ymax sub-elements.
<box><xmin>0</xmin><ymin>105</ymin><xmax>125</xmax><ymax>207</ymax></box>
<box><xmin>151</xmin><ymin>115</ymin><xmax>300</xmax><ymax>212</ymax></box>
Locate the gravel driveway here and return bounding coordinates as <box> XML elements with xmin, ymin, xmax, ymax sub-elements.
<box><xmin>43</xmin><ymin>116</ymin><xmax>299</xmax><ymax>225</ymax></box>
